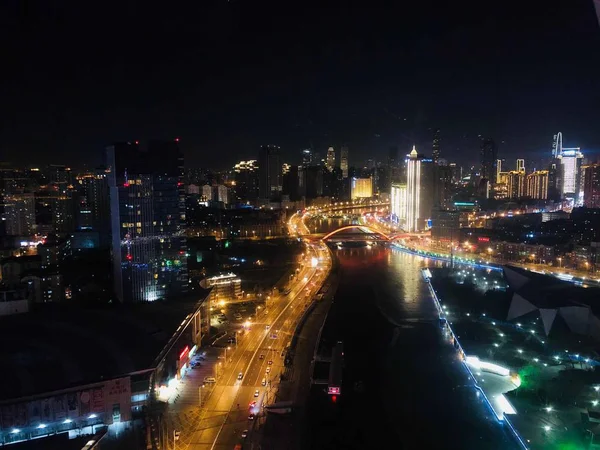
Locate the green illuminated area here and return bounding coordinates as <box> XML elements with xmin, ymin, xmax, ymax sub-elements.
<box><xmin>431</xmin><ymin>266</ymin><xmax>600</xmax><ymax>449</ymax></box>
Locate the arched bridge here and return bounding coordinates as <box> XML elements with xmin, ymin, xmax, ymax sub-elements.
<box><xmin>321</xmin><ymin>225</ymin><xmax>392</xmax><ymax>241</ymax></box>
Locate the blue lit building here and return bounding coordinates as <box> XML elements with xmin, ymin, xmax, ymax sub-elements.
<box><xmin>106</xmin><ymin>141</ymin><xmax>188</xmax><ymax>303</ymax></box>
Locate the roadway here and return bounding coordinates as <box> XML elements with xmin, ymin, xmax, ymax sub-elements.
<box><xmin>166</xmin><ymin>213</ymin><xmax>331</xmax><ymax>450</ymax></box>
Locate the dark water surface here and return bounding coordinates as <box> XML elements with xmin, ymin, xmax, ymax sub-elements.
<box><xmin>304</xmin><ymin>245</ymin><xmax>517</xmax><ymax>449</ymax></box>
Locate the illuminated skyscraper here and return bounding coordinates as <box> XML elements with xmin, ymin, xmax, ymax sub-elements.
<box><xmin>516</xmin><ymin>159</ymin><xmax>525</xmax><ymax>173</ymax></box>
<box><xmin>558</xmin><ymin>147</ymin><xmax>583</xmax><ymax>199</ymax></box>
<box><xmin>432</xmin><ymin>128</ymin><xmax>441</xmax><ymax>163</ymax></box>
<box><xmin>405</xmin><ymin>146</ymin><xmax>432</xmax><ymax>232</ymax></box>
<box><xmin>106</xmin><ymin>140</ymin><xmax>187</xmax><ymax>303</ymax></box>
<box><xmin>340</xmin><ymin>145</ymin><xmax>349</xmax><ymax>179</ymax></box>
<box><xmin>390</xmin><ymin>183</ymin><xmax>407</xmax><ymax>225</ymax></box>
<box><xmin>325</xmin><ymin>147</ymin><xmax>335</xmax><ymax>172</ymax></box>
<box><xmin>552</xmin><ymin>132</ymin><xmax>563</xmax><ymax>158</ymax></box>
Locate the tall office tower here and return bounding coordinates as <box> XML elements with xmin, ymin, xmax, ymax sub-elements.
<box><xmin>547</xmin><ymin>160</ymin><xmax>561</xmax><ymax>201</ymax></box>
<box><xmin>584</xmin><ymin>164</ymin><xmax>600</xmax><ymax>208</ymax></box>
<box><xmin>298</xmin><ymin>165</ymin><xmax>323</xmax><ymax>199</ymax></box>
<box><xmin>233</xmin><ymin>160</ymin><xmax>259</xmax><ymax>203</ymax></box>
<box><xmin>526</xmin><ymin>170</ymin><xmax>549</xmax><ymax>199</ymax></box>
<box><xmin>480</xmin><ymin>138</ymin><xmax>498</xmax><ymax>195</ymax></box>
<box><xmin>432</xmin><ymin>128</ymin><xmax>441</xmax><ymax>163</ymax></box>
<box><xmin>434</xmin><ymin>164</ymin><xmax>453</xmax><ymax>209</ymax></box>
<box><xmin>259</xmin><ymin>145</ymin><xmax>282</xmax><ymax>201</ymax></box>
<box><xmin>106</xmin><ymin>140</ymin><xmax>187</xmax><ymax>303</ymax></box>
<box><xmin>517</xmin><ymin>159</ymin><xmax>525</xmax><ymax>173</ymax></box>
<box><xmin>404</xmin><ymin>146</ymin><xmax>433</xmax><ymax>232</ymax></box>
<box><xmin>301</xmin><ymin>149</ymin><xmax>313</xmax><ymax>167</ymax></box>
<box><xmin>558</xmin><ymin>147</ymin><xmax>583</xmax><ymax>199</ymax></box>
<box><xmin>552</xmin><ymin>132</ymin><xmax>563</xmax><ymax>158</ymax></box>
<box><xmin>325</xmin><ymin>147</ymin><xmax>335</xmax><ymax>172</ymax></box>
<box><xmin>340</xmin><ymin>145</ymin><xmax>349</xmax><ymax>179</ymax></box>
<box><xmin>3</xmin><ymin>193</ymin><xmax>35</xmax><ymax>235</ymax></box>
<box><xmin>506</xmin><ymin>171</ymin><xmax>526</xmax><ymax>199</ymax></box>
<box><xmin>390</xmin><ymin>183</ymin><xmax>407</xmax><ymax>226</ymax></box>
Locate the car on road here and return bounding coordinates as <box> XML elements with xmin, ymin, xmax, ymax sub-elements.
<box><xmin>267</xmin><ymin>360</ymin><xmax>273</xmax><ymax>365</ymax></box>
<box><xmin>241</xmin><ymin>429</ymin><xmax>249</xmax><ymax>438</ymax></box>
<box><xmin>261</xmin><ymin>378</ymin><xmax>266</xmax><ymax>386</ymax></box>
<box><xmin>249</xmin><ymin>401</ymin><xmax>256</xmax><ymax>408</ymax></box>
<box><xmin>266</xmin><ymin>367</ymin><xmax>271</xmax><ymax>374</ymax></box>
<box><xmin>248</xmin><ymin>413</ymin><xmax>255</xmax><ymax>420</ymax></box>
<box><xmin>203</xmin><ymin>376</ymin><xmax>216</xmax><ymax>383</ymax></box>
<box><xmin>254</xmin><ymin>389</ymin><xmax>259</xmax><ymax>397</ymax></box>
<box><xmin>259</xmin><ymin>354</ymin><xmax>264</xmax><ymax>360</ymax></box>
<box><xmin>265</xmin><ymin>324</ymin><xmax>270</xmax><ymax>330</ymax></box>
<box><xmin>237</xmin><ymin>372</ymin><xmax>244</xmax><ymax>380</ymax></box>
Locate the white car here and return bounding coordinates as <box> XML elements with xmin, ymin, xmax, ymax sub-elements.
<box><xmin>254</xmin><ymin>389</ymin><xmax>259</xmax><ymax>397</ymax></box>
<box><xmin>241</xmin><ymin>429</ymin><xmax>249</xmax><ymax>438</ymax></box>
<box><xmin>203</xmin><ymin>376</ymin><xmax>216</xmax><ymax>383</ymax></box>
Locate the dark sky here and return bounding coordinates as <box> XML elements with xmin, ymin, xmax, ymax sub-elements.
<box><xmin>1</xmin><ymin>0</ymin><xmax>600</xmax><ymax>170</ymax></box>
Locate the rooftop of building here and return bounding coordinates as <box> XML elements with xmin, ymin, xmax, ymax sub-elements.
<box><xmin>0</xmin><ymin>296</ymin><xmax>206</xmax><ymax>403</ymax></box>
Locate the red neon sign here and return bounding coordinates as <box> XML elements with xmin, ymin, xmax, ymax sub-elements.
<box><xmin>478</xmin><ymin>237</ymin><xmax>490</xmax><ymax>242</ymax></box>
<box><xmin>179</xmin><ymin>346</ymin><xmax>189</xmax><ymax>360</ymax></box>
<box><xmin>328</xmin><ymin>386</ymin><xmax>340</xmax><ymax>395</ymax></box>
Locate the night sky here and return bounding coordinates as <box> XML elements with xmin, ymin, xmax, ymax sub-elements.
<box><xmin>2</xmin><ymin>0</ymin><xmax>600</xmax><ymax>170</ymax></box>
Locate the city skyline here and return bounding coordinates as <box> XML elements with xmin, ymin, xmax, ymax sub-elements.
<box><xmin>2</xmin><ymin>1</ymin><xmax>600</xmax><ymax>169</ymax></box>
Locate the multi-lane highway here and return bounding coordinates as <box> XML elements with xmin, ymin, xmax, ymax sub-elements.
<box><xmin>167</xmin><ymin>213</ymin><xmax>331</xmax><ymax>450</ymax></box>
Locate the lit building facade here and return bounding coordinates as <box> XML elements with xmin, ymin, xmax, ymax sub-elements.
<box><xmin>340</xmin><ymin>146</ymin><xmax>349</xmax><ymax>179</ymax></box>
<box><xmin>3</xmin><ymin>193</ymin><xmax>35</xmax><ymax>236</ymax></box>
<box><xmin>506</xmin><ymin>171</ymin><xmax>525</xmax><ymax>199</ymax></box>
<box><xmin>325</xmin><ymin>147</ymin><xmax>335</xmax><ymax>172</ymax></box>
<box><xmin>233</xmin><ymin>160</ymin><xmax>259</xmax><ymax>203</ymax></box>
<box><xmin>516</xmin><ymin>159</ymin><xmax>525</xmax><ymax>173</ymax></box>
<box><xmin>526</xmin><ymin>170</ymin><xmax>549</xmax><ymax>199</ymax></box>
<box><xmin>205</xmin><ymin>272</ymin><xmax>242</xmax><ymax>299</ymax></box>
<box><xmin>106</xmin><ymin>141</ymin><xmax>188</xmax><ymax>303</ymax></box>
<box><xmin>390</xmin><ymin>183</ymin><xmax>407</xmax><ymax>225</ymax></box>
<box><xmin>350</xmin><ymin>177</ymin><xmax>373</xmax><ymax>199</ymax></box>
<box><xmin>584</xmin><ymin>164</ymin><xmax>600</xmax><ymax>208</ymax></box>
<box><xmin>558</xmin><ymin>148</ymin><xmax>583</xmax><ymax>200</ymax></box>
<box><xmin>432</xmin><ymin>128</ymin><xmax>441</xmax><ymax>163</ymax></box>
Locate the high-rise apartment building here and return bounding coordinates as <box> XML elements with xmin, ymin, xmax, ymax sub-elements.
<box><xmin>233</xmin><ymin>160</ymin><xmax>259</xmax><ymax>203</ymax></box>
<box><xmin>496</xmin><ymin>159</ymin><xmax>503</xmax><ymax>184</ymax></box>
<box><xmin>106</xmin><ymin>140</ymin><xmax>187</xmax><ymax>303</ymax></box>
<box><xmin>517</xmin><ymin>159</ymin><xmax>525</xmax><ymax>173</ymax></box>
<box><xmin>526</xmin><ymin>170</ymin><xmax>549</xmax><ymax>199</ymax></box>
<box><xmin>3</xmin><ymin>193</ymin><xmax>35</xmax><ymax>236</ymax></box>
<box><xmin>432</xmin><ymin>128</ymin><xmax>441</xmax><ymax>163</ymax></box>
<box><xmin>259</xmin><ymin>145</ymin><xmax>282</xmax><ymax>201</ymax></box>
<box><xmin>583</xmin><ymin>164</ymin><xmax>600</xmax><ymax>208</ymax></box>
<box><xmin>325</xmin><ymin>147</ymin><xmax>335</xmax><ymax>172</ymax></box>
<box><xmin>506</xmin><ymin>171</ymin><xmax>526</xmax><ymax>199</ymax></box>
<box><xmin>340</xmin><ymin>146</ymin><xmax>349</xmax><ymax>179</ymax></box>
